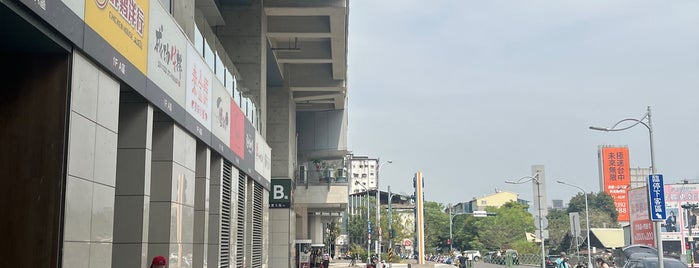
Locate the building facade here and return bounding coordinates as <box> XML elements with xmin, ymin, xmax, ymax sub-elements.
<box><xmin>0</xmin><ymin>0</ymin><xmax>350</xmax><ymax>267</ymax></box>
<box><xmin>348</xmin><ymin>156</ymin><xmax>379</xmax><ymax>194</ymax></box>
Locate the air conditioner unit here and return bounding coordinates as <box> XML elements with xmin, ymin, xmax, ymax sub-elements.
<box><xmin>299</xmin><ymin>165</ymin><xmax>307</xmax><ymax>183</ymax></box>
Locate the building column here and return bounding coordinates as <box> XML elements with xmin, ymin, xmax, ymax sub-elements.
<box><xmin>193</xmin><ymin>143</ymin><xmax>211</xmax><ymax>268</ymax></box>
<box><xmin>112</xmin><ymin>99</ymin><xmax>153</xmax><ymax>268</ymax></box>
<box><xmin>148</xmin><ymin>119</ymin><xmax>197</xmax><ymax>266</ymax></box>
<box><xmin>63</xmin><ymin>52</ymin><xmax>120</xmax><ymax>268</ymax></box>
<box><xmin>267</xmin><ymin>83</ymin><xmax>297</xmax><ymax>267</ymax></box>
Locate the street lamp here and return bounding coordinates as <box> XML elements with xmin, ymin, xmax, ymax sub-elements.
<box><xmin>589</xmin><ymin>106</ymin><xmax>664</xmax><ymax>268</ymax></box>
<box><xmin>557</xmin><ymin>180</ymin><xmax>592</xmax><ymax>268</ymax></box>
<box><xmin>387</xmin><ymin>185</ymin><xmax>407</xmax><ymax>268</ymax></box>
<box><xmin>376</xmin><ymin>160</ymin><xmax>392</xmax><ymax>265</ymax></box>
<box><xmin>506</xmin><ymin>174</ymin><xmax>545</xmax><ymax>268</ymax></box>
<box><xmin>355</xmin><ymin>181</ymin><xmax>372</xmax><ymax>260</ymax></box>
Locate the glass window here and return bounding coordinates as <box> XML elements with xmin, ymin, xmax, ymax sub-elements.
<box><xmin>194</xmin><ymin>26</ymin><xmax>203</xmax><ymax>55</ymax></box>
<box><xmin>204</xmin><ymin>39</ymin><xmax>215</xmax><ymax>71</ymax></box>
<box><xmin>215</xmin><ymin>51</ymin><xmax>224</xmax><ymax>83</ymax></box>
<box><xmin>224</xmin><ymin>68</ymin><xmax>233</xmax><ymax>97</ymax></box>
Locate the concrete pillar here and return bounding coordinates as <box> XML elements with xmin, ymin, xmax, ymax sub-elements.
<box><xmin>267</xmin><ymin>86</ymin><xmax>296</xmax><ymax>179</ymax></box>
<box><xmin>63</xmin><ymin>52</ymin><xmax>120</xmax><ymax>268</ymax></box>
<box><xmin>148</xmin><ymin>119</ymin><xmax>197</xmax><ymax>267</ymax></box>
<box><xmin>112</xmin><ymin>100</ymin><xmax>153</xmax><ymax>268</ymax></box>
<box><xmin>193</xmin><ymin>143</ymin><xmax>211</xmax><ymax>268</ymax></box>
<box><xmin>218</xmin><ymin>0</ymin><xmax>267</xmax><ymax>136</ymax></box>
<box><xmin>171</xmin><ymin>0</ymin><xmax>195</xmax><ymax>41</ymax></box>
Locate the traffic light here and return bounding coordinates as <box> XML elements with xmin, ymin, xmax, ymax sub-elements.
<box><xmin>686</xmin><ymin>242</ymin><xmax>690</xmax><ymax>250</ymax></box>
<box><xmin>447</xmin><ymin>239</ymin><xmax>451</xmax><ymax>245</ymax></box>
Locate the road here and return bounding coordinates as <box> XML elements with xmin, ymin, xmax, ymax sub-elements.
<box><xmin>328</xmin><ymin>259</ymin><xmax>534</xmax><ymax>268</ymax></box>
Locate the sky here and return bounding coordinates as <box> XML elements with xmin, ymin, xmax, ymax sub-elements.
<box><xmin>346</xmin><ymin>0</ymin><xmax>699</xmax><ymax>207</ymax></box>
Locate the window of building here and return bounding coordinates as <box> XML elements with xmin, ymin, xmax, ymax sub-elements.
<box><xmin>370</xmin><ymin>173</ymin><xmax>374</xmax><ymax>176</ymax></box>
<box><xmin>353</xmin><ymin>173</ymin><xmax>358</xmax><ymax>178</ymax></box>
<box><xmin>370</xmin><ymin>165</ymin><xmax>375</xmax><ymax>168</ymax></box>
<box><xmin>359</xmin><ymin>165</ymin><xmax>363</xmax><ymax>168</ymax></box>
<box><xmin>481</xmin><ymin>200</ymin><xmax>487</xmax><ymax>205</ymax></box>
<box><xmin>362</xmin><ymin>174</ymin><xmax>367</xmax><ymax>178</ymax></box>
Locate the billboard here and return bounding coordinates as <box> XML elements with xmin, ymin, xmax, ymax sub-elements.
<box><xmin>85</xmin><ymin>0</ymin><xmax>149</xmax><ymax>74</ymax></box>
<box><xmin>255</xmin><ymin>132</ymin><xmax>272</xmax><ymax>180</ymax></box>
<box><xmin>185</xmin><ymin>43</ymin><xmax>212</xmax><ymax>130</ymax></box>
<box><xmin>629</xmin><ymin>186</ymin><xmax>654</xmax><ymax>246</ymax></box>
<box><xmin>211</xmin><ymin>79</ymin><xmax>230</xmax><ymax>147</ymax></box>
<box><xmin>230</xmin><ymin>102</ymin><xmax>245</xmax><ymax>159</ymax></box>
<box><xmin>600</xmin><ymin>146</ymin><xmax>631</xmax><ymax>221</ymax></box>
<box><xmin>147</xmin><ymin>0</ymin><xmax>186</xmax><ymax>105</ymax></box>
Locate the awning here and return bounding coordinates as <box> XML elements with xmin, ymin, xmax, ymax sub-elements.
<box><xmin>590</xmin><ymin>228</ymin><xmax>625</xmax><ymax>249</ymax></box>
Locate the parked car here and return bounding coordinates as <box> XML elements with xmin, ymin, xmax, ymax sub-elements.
<box><xmin>505</xmin><ymin>249</ymin><xmax>520</xmax><ymax>265</ymax></box>
<box><xmin>483</xmin><ymin>251</ymin><xmax>498</xmax><ymax>263</ymax></box>
<box><xmin>546</xmin><ymin>255</ymin><xmax>560</xmax><ymax>268</ymax></box>
<box><xmin>462</xmin><ymin>250</ymin><xmax>482</xmax><ymax>262</ymax></box>
<box><xmin>622</xmin><ymin>253</ymin><xmax>687</xmax><ymax>268</ymax></box>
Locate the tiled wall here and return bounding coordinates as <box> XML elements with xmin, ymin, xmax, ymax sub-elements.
<box><xmin>63</xmin><ymin>52</ymin><xmax>120</xmax><ymax>268</ymax></box>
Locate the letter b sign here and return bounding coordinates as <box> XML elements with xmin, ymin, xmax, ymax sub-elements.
<box><xmin>270</xmin><ymin>179</ymin><xmax>291</xmax><ymax>208</ymax></box>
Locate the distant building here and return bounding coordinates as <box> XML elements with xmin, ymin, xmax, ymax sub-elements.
<box><xmin>629</xmin><ymin>167</ymin><xmax>652</xmax><ymax>189</ymax></box>
<box><xmin>552</xmin><ymin>199</ymin><xmax>564</xmax><ymax>210</ymax></box>
<box><xmin>449</xmin><ymin>191</ymin><xmax>525</xmax><ymax>214</ymax></box>
<box><xmin>348</xmin><ymin>156</ymin><xmax>379</xmax><ymax>193</ymax></box>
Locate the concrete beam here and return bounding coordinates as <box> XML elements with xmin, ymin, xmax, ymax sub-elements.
<box><xmin>329</xmin><ymin>14</ymin><xmax>346</xmax><ymax>80</ymax></box>
<box><xmin>289</xmin><ymin>87</ymin><xmax>342</xmax><ymax>92</ymax></box>
<box><xmin>264</xmin><ymin>0</ymin><xmax>346</xmax><ymax>16</ymax></box>
<box><xmin>267</xmin><ymin>16</ymin><xmax>329</xmax><ymax>34</ymax></box>
<box><xmin>292</xmin><ymin>93</ymin><xmax>342</xmax><ymax>102</ymax></box>
<box><xmin>286</xmin><ymin>64</ymin><xmax>342</xmax><ymax>88</ymax></box>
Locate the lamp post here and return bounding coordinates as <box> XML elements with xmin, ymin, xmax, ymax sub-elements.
<box><xmin>355</xmin><ymin>181</ymin><xmax>371</xmax><ymax>260</ymax></box>
<box><xmin>506</xmin><ymin>174</ymin><xmax>545</xmax><ymax>268</ymax></box>
<box><xmin>557</xmin><ymin>180</ymin><xmax>592</xmax><ymax>268</ymax></box>
<box><xmin>387</xmin><ymin>186</ymin><xmax>406</xmax><ymax>268</ymax></box>
<box><xmin>376</xmin><ymin>160</ymin><xmax>392</xmax><ymax>265</ymax></box>
<box><xmin>590</xmin><ymin>106</ymin><xmax>664</xmax><ymax>268</ymax></box>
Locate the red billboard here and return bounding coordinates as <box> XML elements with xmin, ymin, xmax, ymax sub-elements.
<box><xmin>601</xmin><ymin>147</ymin><xmax>631</xmax><ymax>221</ymax></box>
<box><xmin>230</xmin><ymin>102</ymin><xmax>245</xmax><ymax>159</ymax></box>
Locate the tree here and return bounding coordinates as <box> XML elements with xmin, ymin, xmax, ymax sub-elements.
<box><xmin>423</xmin><ymin>201</ymin><xmax>449</xmax><ymax>253</ymax></box>
<box><xmin>473</xmin><ymin>201</ymin><xmax>534</xmax><ymax>250</ymax></box>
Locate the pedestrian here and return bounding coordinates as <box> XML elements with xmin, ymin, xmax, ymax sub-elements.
<box><xmin>315</xmin><ymin>250</ymin><xmax>323</xmax><ymax>268</ymax></box>
<box><xmin>596</xmin><ymin>257</ymin><xmax>610</xmax><ymax>268</ymax></box>
<box><xmin>349</xmin><ymin>251</ymin><xmax>356</xmax><ymax>266</ymax></box>
<box><xmin>150</xmin><ymin>256</ymin><xmax>167</xmax><ymax>268</ymax></box>
<box><xmin>458</xmin><ymin>254</ymin><xmax>469</xmax><ymax>268</ymax></box>
<box><xmin>556</xmin><ymin>252</ymin><xmax>570</xmax><ymax>268</ymax></box>
<box><xmin>323</xmin><ymin>250</ymin><xmax>331</xmax><ymax>268</ymax></box>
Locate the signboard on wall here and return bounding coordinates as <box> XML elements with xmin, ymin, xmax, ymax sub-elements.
<box><xmin>147</xmin><ymin>0</ymin><xmax>186</xmax><ymax>105</ymax></box>
<box><xmin>270</xmin><ymin>179</ymin><xmax>291</xmax><ymax>208</ymax></box>
<box><xmin>629</xmin><ymin>187</ymin><xmax>654</xmax><ymax>246</ymax></box>
<box><xmin>601</xmin><ymin>146</ymin><xmax>631</xmax><ymax>221</ymax></box>
<box><xmin>230</xmin><ymin>102</ymin><xmax>245</xmax><ymax>160</ymax></box>
<box><xmin>255</xmin><ymin>132</ymin><xmax>272</xmax><ymax>180</ymax></box>
<box><xmin>211</xmin><ymin>79</ymin><xmax>230</xmax><ymax>147</ymax></box>
<box><xmin>185</xmin><ymin>43</ymin><xmax>212</xmax><ymax>130</ymax></box>
<box><xmin>85</xmin><ymin>0</ymin><xmax>149</xmax><ymax>74</ymax></box>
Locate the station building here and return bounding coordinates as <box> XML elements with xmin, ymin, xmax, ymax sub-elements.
<box><xmin>0</xmin><ymin>0</ymin><xmax>350</xmax><ymax>267</ymax></box>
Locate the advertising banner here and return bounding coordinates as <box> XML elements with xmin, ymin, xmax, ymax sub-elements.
<box><xmin>243</xmin><ymin>119</ymin><xmax>256</xmax><ymax>175</ymax></box>
<box><xmin>186</xmin><ymin>43</ymin><xmax>212</xmax><ymax>130</ymax></box>
<box><xmin>255</xmin><ymin>132</ymin><xmax>271</xmax><ymax>180</ymax></box>
<box><xmin>295</xmin><ymin>240</ymin><xmax>312</xmax><ymax>268</ymax></box>
<box><xmin>147</xmin><ymin>0</ymin><xmax>186</xmax><ymax>105</ymax></box>
<box><xmin>629</xmin><ymin>187</ymin><xmax>654</xmax><ymax>246</ymax></box>
<box><xmin>211</xmin><ymin>79</ymin><xmax>230</xmax><ymax>147</ymax></box>
<box><xmin>601</xmin><ymin>146</ymin><xmax>631</xmax><ymax>221</ymax></box>
<box><xmin>85</xmin><ymin>0</ymin><xmax>149</xmax><ymax>74</ymax></box>
<box><xmin>230</xmin><ymin>102</ymin><xmax>245</xmax><ymax>160</ymax></box>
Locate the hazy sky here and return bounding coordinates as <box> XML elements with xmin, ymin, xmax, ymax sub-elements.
<box><xmin>346</xmin><ymin>1</ymin><xmax>699</xmax><ymax>207</ymax></box>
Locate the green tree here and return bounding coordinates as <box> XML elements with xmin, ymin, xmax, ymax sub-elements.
<box><xmin>474</xmin><ymin>201</ymin><xmax>534</xmax><ymax>250</ymax></box>
<box><xmin>423</xmin><ymin>201</ymin><xmax>449</xmax><ymax>253</ymax></box>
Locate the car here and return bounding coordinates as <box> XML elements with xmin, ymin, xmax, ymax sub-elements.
<box><xmin>505</xmin><ymin>249</ymin><xmax>520</xmax><ymax>265</ymax></box>
<box><xmin>483</xmin><ymin>251</ymin><xmax>498</xmax><ymax>263</ymax></box>
<box><xmin>462</xmin><ymin>250</ymin><xmax>482</xmax><ymax>262</ymax></box>
<box><xmin>622</xmin><ymin>253</ymin><xmax>687</xmax><ymax>268</ymax></box>
<box><xmin>546</xmin><ymin>255</ymin><xmax>560</xmax><ymax>268</ymax></box>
